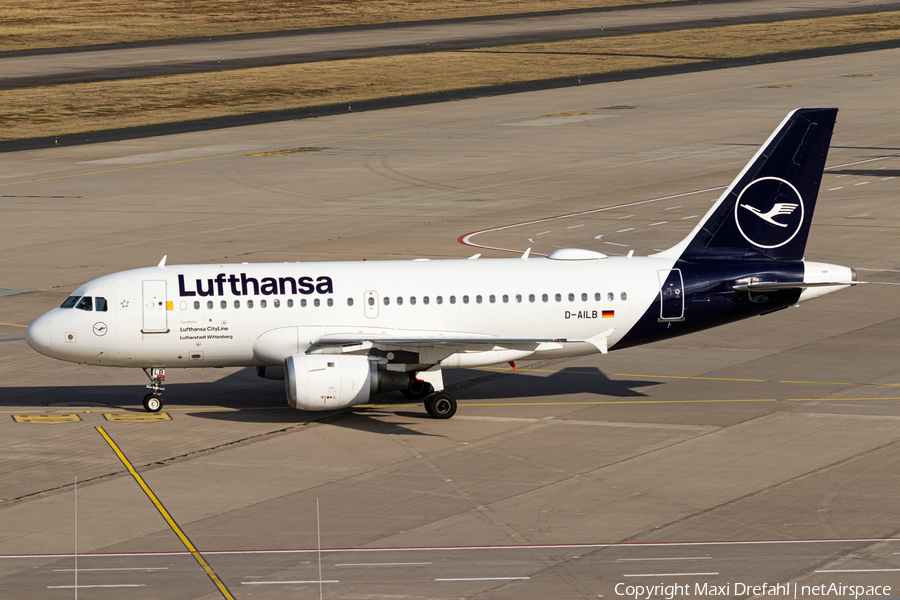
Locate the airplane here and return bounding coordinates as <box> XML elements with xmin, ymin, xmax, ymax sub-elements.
<box><xmin>26</xmin><ymin>108</ymin><xmax>857</xmax><ymax>419</ymax></box>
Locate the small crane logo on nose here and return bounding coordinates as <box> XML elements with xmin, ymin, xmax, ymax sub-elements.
<box><xmin>93</xmin><ymin>322</ymin><xmax>108</xmax><ymax>336</ymax></box>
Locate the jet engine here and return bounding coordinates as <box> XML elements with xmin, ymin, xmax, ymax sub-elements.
<box><xmin>284</xmin><ymin>354</ymin><xmax>408</xmax><ymax>410</ymax></box>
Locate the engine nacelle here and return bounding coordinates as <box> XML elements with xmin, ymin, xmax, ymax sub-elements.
<box><xmin>284</xmin><ymin>354</ymin><xmax>410</xmax><ymax>410</ymax></box>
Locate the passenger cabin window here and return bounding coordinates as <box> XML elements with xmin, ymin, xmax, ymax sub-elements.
<box><xmin>397</xmin><ymin>297</ymin><xmax>403</xmax><ymax>305</ymax></box>
<box><xmin>247</xmin><ymin>300</ymin><xmax>254</xmax><ymax>308</ymax></box>
<box><xmin>621</xmin><ymin>292</ymin><xmax>628</xmax><ymax>301</ymax></box>
<box><xmin>437</xmin><ymin>296</ymin><xmax>443</xmax><ymax>304</ymax></box>
<box><xmin>327</xmin><ymin>298</ymin><xmax>334</xmax><ymax>307</ymax></box>
<box><xmin>568</xmin><ymin>293</ymin><xmax>575</xmax><ymax>302</ymax></box>
<box><xmin>555</xmin><ymin>293</ymin><xmax>562</xmax><ymax>302</ymax></box>
<box><xmin>582</xmin><ymin>293</ymin><xmax>588</xmax><ymax>302</ymax></box>
<box><xmin>542</xmin><ymin>294</ymin><xmax>549</xmax><ymax>303</ymax></box>
<box><xmin>95</xmin><ymin>297</ymin><xmax>108</xmax><ymax>312</ymax></box>
<box><xmin>221</xmin><ymin>300</ymin><xmax>227</xmax><ymax>309</ymax></box>
<box><xmin>476</xmin><ymin>295</ymin><xmax>483</xmax><ymax>304</ymax></box>
<box><xmin>423</xmin><ymin>296</ymin><xmax>430</xmax><ymax>305</ymax></box>
<box><xmin>300</xmin><ymin>299</ymin><xmax>307</xmax><ymax>307</ymax></box>
<box><xmin>450</xmin><ymin>296</ymin><xmax>456</xmax><ymax>304</ymax></box>
<box><xmin>75</xmin><ymin>297</ymin><xmax>93</xmax><ymax>311</ymax></box>
<box><xmin>194</xmin><ymin>301</ymin><xmax>200</xmax><ymax>309</ymax></box>
<box><xmin>463</xmin><ymin>295</ymin><xmax>469</xmax><ymax>304</ymax></box>
<box><xmin>314</xmin><ymin>299</ymin><xmax>320</xmax><ymax>307</ymax></box>
<box><xmin>516</xmin><ymin>294</ymin><xmax>522</xmax><ymax>303</ymax></box>
<box><xmin>502</xmin><ymin>295</ymin><xmax>508</xmax><ymax>303</ymax></box>
<box><xmin>529</xmin><ymin>294</ymin><xmax>535</xmax><ymax>303</ymax></box>
<box><xmin>234</xmin><ymin>300</ymin><xmax>240</xmax><ymax>309</ymax></box>
<box><xmin>410</xmin><ymin>296</ymin><xmax>417</xmax><ymax>305</ymax></box>
<box><xmin>60</xmin><ymin>296</ymin><xmax>80</xmax><ymax>309</ymax></box>
<box><xmin>350</xmin><ymin>297</ymin><xmax>357</xmax><ymax>307</ymax></box>
<box><xmin>489</xmin><ymin>295</ymin><xmax>496</xmax><ymax>304</ymax></box>
<box><xmin>595</xmin><ymin>293</ymin><xmax>601</xmax><ymax>301</ymax></box>
<box><xmin>274</xmin><ymin>299</ymin><xmax>281</xmax><ymax>308</ymax></box>
<box><xmin>608</xmin><ymin>292</ymin><xmax>614</xmax><ymax>301</ymax></box>
<box><xmin>384</xmin><ymin>297</ymin><xmax>390</xmax><ymax>305</ymax></box>
<box><xmin>208</xmin><ymin>301</ymin><xmax>214</xmax><ymax>309</ymax></box>
<box><xmin>261</xmin><ymin>299</ymin><xmax>268</xmax><ymax>308</ymax></box>
<box><xmin>287</xmin><ymin>299</ymin><xmax>294</xmax><ymax>308</ymax></box>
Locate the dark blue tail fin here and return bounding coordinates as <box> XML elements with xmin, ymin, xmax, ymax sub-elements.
<box><xmin>663</xmin><ymin>108</ymin><xmax>837</xmax><ymax>261</ymax></box>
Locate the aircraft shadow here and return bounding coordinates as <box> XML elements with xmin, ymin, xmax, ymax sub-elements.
<box><xmin>1</xmin><ymin>366</ymin><xmax>660</xmax><ymax>427</ymax></box>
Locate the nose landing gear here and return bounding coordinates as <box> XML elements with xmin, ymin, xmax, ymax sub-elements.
<box><xmin>142</xmin><ymin>367</ymin><xmax>165</xmax><ymax>412</ymax></box>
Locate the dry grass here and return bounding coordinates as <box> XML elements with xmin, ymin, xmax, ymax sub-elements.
<box><xmin>3</xmin><ymin>11</ymin><xmax>899</xmax><ymax>141</ymax></box>
<box><xmin>0</xmin><ymin>0</ymin><xmax>681</xmax><ymax>52</ymax></box>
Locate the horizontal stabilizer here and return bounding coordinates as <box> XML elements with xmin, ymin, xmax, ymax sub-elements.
<box><xmin>733</xmin><ymin>281</ymin><xmax>855</xmax><ymax>292</ymax></box>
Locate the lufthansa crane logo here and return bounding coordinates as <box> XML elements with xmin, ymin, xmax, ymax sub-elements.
<box><xmin>734</xmin><ymin>176</ymin><xmax>805</xmax><ymax>249</ymax></box>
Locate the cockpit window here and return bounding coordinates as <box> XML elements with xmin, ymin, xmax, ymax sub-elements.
<box><xmin>95</xmin><ymin>297</ymin><xmax>108</xmax><ymax>312</ymax></box>
<box><xmin>75</xmin><ymin>296</ymin><xmax>93</xmax><ymax>311</ymax></box>
<box><xmin>60</xmin><ymin>296</ymin><xmax>80</xmax><ymax>309</ymax></box>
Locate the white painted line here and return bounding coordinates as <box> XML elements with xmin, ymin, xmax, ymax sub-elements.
<box><xmin>567</xmin><ymin>224</ymin><xmax>585</xmax><ymax>229</ymax></box>
<box><xmin>617</xmin><ymin>557</ymin><xmax>711</xmax><ymax>561</ymax></box>
<box><xmin>536</xmin><ymin>231</ymin><xmax>551</xmax><ymax>235</ymax></box>
<box><xmin>624</xmin><ymin>573</ymin><xmax>719</xmax><ymax>577</ymax></box>
<box><xmin>242</xmin><ymin>580</ymin><xmax>340</xmax><ymax>585</ymax></box>
<box><xmin>528</xmin><ymin>238</ymin><xmax>534</xmax><ymax>242</ymax></box>
<box><xmin>828</xmin><ymin>187</ymin><xmax>844</xmax><ymax>191</ymax></box>
<box><xmin>336</xmin><ymin>562</ymin><xmax>432</xmax><ymax>566</ymax></box>
<box><xmin>816</xmin><ymin>568</ymin><xmax>900</xmax><ymax>573</ymax></box>
<box><xmin>48</xmin><ymin>584</ymin><xmax>146</xmax><ymax>588</ymax></box>
<box><xmin>854</xmin><ymin>182</ymin><xmax>870</xmax><ymax>186</ymax></box>
<box><xmin>681</xmin><ymin>215</ymin><xmax>699</xmax><ymax>220</ymax></box>
<box><xmin>54</xmin><ymin>567</ymin><xmax>168</xmax><ymax>571</ymax></box>
<box><xmin>436</xmin><ymin>577</ymin><xmax>530</xmax><ymax>581</ymax></box>
<box><xmin>604</xmin><ymin>242</ymin><xmax>629</xmax><ymax>247</ymax></box>
<box><xmin>835</xmin><ymin>174</ymin><xmax>848</xmax><ymax>178</ymax></box>
<box><xmin>882</xmin><ymin>177</ymin><xmax>896</xmax><ymax>180</ymax></box>
<box><xmin>664</xmin><ymin>206</ymin><xmax>681</xmax><ymax>210</ymax></box>
<box><xmin>617</xmin><ymin>215</ymin><xmax>634</xmax><ymax>219</ymax></box>
<box><xmin>11</xmin><ymin>537</ymin><xmax>900</xmax><ymax>561</ymax></box>
<box><xmin>616</xmin><ymin>228</ymin><xmax>635</xmax><ymax>233</ymax></box>
<box><xmin>649</xmin><ymin>222</ymin><xmax>667</xmax><ymax>226</ymax></box>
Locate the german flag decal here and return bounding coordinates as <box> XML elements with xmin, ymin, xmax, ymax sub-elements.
<box><xmin>602</xmin><ymin>310</ymin><xmax>615</xmax><ymax>318</ymax></box>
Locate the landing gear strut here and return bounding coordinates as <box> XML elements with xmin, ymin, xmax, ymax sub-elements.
<box><xmin>425</xmin><ymin>392</ymin><xmax>457</xmax><ymax>419</ymax></box>
<box><xmin>142</xmin><ymin>367</ymin><xmax>165</xmax><ymax>413</ymax></box>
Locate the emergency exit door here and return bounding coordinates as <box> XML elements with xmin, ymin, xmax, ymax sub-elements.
<box><xmin>142</xmin><ymin>280</ymin><xmax>169</xmax><ymax>332</ymax></box>
<box><xmin>364</xmin><ymin>291</ymin><xmax>379</xmax><ymax>318</ymax></box>
<box><xmin>657</xmin><ymin>269</ymin><xmax>685</xmax><ymax>321</ymax></box>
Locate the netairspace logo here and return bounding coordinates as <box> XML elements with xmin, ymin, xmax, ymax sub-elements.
<box><xmin>614</xmin><ymin>582</ymin><xmax>892</xmax><ymax>600</ymax></box>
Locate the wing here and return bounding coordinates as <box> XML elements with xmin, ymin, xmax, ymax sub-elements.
<box><xmin>310</xmin><ymin>328</ymin><xmax>617</xmax><ymax>355</ymax></box>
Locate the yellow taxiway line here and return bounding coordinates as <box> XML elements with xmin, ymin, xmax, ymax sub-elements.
<box><xmin>96</xmin><ymin>426</ymin><xmax>235</xmax><ymax>600</ymax></box>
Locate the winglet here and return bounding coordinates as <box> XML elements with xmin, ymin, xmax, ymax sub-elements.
<box><xmin>468</xmin><ymin>254</ymin><xmax>481</xmax><ymax>260</ymax></box>
<box><xmin>157</xmin><ymin>255</ymin><xmax>167</xmax><ymax>268</ymax></box>
<box><xmin>585</xmin><ymin>328</ymin><xmax>616</xmax><ymax>354</ymax></box>
<box><xmin>521</xmin><ymin>248</ymin><xmax>531</xmax><ymax>260</ymax></box>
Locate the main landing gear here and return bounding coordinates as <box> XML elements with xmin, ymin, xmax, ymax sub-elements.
<box><xmin>424</xmin><ymin>392</ymin><xmax>457</xmax><ymax>419</ymax></box>
<box><xmin>142</xmin><ymin>367</ymin><xmax>165</xmax><ymax>413</ymax></box>
<box><xmin>399</xmin><ymin>371</ymin><xmax>457</xmax><ymax>419</ymax></box>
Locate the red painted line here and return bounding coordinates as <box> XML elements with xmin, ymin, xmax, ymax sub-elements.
<box><xmin>457</xmin><ymin>152</ymin><xmax>900</xmax><ymax>255</ymax></box>
<box><xmin>2</xmin><ymin>537</ymin><xmax>898</xmax><ymax>559</ymax></box>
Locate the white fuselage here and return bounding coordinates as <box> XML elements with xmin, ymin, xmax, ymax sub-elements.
<box><xmin>27</xmin><ymin>255</ymin><xmax>677</xmax><ymax>369</ymax></box>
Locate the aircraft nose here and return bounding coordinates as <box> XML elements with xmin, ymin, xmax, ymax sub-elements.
<box><xmin>26</xmin><ymin>312</ymin><xmax>54</xmax><ymax>357</ymax></box>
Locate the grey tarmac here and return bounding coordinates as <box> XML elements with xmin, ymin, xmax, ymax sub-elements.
<box><xmin>1</xmin><ymin>39</ymin><xmax>899</xmax><ymax>600</ymax></box>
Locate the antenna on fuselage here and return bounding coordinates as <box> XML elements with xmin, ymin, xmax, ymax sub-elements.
<box><xmin>157</xmin><ymin>255</ymin><xmax>167</xmax><ymax>268</ymax></box>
